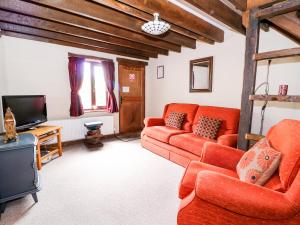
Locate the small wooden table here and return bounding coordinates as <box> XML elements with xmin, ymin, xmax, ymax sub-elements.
<box><xmin>21</xmin><ymin>126</ymin><xmax>62</xmax><ymax>170</ymax></box>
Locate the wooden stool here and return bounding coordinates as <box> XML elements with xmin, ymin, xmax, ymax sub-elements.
<box><xmin>84</xmin><ymin>122</ymin><xmax>103</xmax><ymax>148</ymax></box>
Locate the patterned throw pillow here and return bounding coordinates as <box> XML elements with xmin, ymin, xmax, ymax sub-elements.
<box><xmin>236</xmin><ymin>138</ymin><xmax>281</xmax><ymax>186</ymax></box>
<box><xmin>193</xmin><ymin>116</ymin><xmax>222</xmax><ymax>139</ymax></box>
<box><xmin>165</xmin><ymin>112</ymin><xmax>186</xmax><ymax>130</ymax></box>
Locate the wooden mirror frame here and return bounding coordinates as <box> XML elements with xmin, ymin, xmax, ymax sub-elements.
<box><xmin>189</xmin><ymin>56</ymin><xmax>213</xmax><ymax>92</ymax></box>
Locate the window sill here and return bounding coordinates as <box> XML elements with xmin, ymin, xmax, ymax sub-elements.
<box><xmin>84</xmin><ymin>109</ymin><xmax>108</xmax><ymax>113</ymax></box>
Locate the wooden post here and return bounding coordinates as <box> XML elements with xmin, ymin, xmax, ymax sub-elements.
<box><xmin>237</xmin><ymin>8</ymin><xmax>260</xmax><ymax>150</ymax></box>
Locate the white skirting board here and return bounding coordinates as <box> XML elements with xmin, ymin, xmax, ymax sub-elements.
<box><xmin>45</xmin><ymin>116</ymin><xmax>114</xmax><ymax>142</ymax></box>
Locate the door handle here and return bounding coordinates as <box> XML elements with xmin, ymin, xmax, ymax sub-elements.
<box><xmin>120</xmin><ymin>96</ymin><xmax>122</xmax><ymax>104</ymax></box>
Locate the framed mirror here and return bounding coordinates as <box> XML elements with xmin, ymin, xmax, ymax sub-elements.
<box><xmin>190</xmin><ymin>56</ymin><xmax>213</xmax><ymax>92</ymax></box>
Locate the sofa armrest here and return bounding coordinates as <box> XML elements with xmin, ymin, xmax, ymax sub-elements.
<box><xmin>217</xmin><ymin>134</ymin><xmax>237</xmax><ymax>147</ymax></box>
<box><xmin>201</xmin><ymin>142</ymin><xmax>244</xmax><ymax>171</ymax></box>
<box><xmin>195</xmin><ymin>171</ymin><xmax>296</xmax><ymax>220</ymax></box>
<box><xmin>144</xmin><ymin>117</ymin><xmax>165</xmax><ymax>127</ymax></box>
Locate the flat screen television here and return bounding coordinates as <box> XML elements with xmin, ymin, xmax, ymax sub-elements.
<box><xmin>2</xmin><ymin>95</ymin><xmax>47</xmax><ymax>131</ymax></box>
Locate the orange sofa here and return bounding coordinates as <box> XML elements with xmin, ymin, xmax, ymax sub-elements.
<box><xmin>178</xmin><ymin>119</ymin><xmax>300</xmax><ymax>225</ymax></box>
<box><xmin>141</xmin><ymin>103</ymin><xmax>240</xmax><ymax>167</ymax></box>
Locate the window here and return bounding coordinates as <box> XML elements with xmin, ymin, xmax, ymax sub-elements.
<box><xmin>79</xmin><ymin>61</ymin><xmax>107</xmax><ymax>111</ymax></box>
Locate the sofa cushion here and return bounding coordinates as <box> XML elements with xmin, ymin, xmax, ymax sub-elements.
<box><xmin>236</xmin><ymin>138</ymin><xmax>281</xmax><ymax>186</ymax></box>
<box><xmin>169</xmin><ymin>133</ymin><xmax>216</xmax><ymax>156</ymax></box>
<box><xmin>192</xmin><ymin>106</ymin><xmax>240</xmax><ymax>137</ymax></box>
<box><xmin>264</xmin><ymin>172</ymin><xmax>284</xmax><ymax>192</ymax></box>
<box><xmin>165</xmin><ymin>111</ymin><xmax>186</xmax><ymax>129</ymax></box>
<box><xmin>267</xmin><ymin>119</ymin><xmax>300</xmax><ymax>191</ymax></box>
<box><xmin>142</xmin><ymin>135</ymin><xmax>201</xmax><ymax>163</ymax></box>
<box><xmin>144</xmin><ymin>126</ymin><xmax>186</xmax><ymax>143</ymax></box>
<box><xmin>194</xmin><ymin>116</ymin><xmax>222</xmax><ymax>139</ymax></box>
<box><xmin>179</xmin><ymin>161</ymin><xmax>238</xmax><ymax>199</ymax></box>
<box><xmin>163</xmin><ymin>103</ymin><xmax>199</xmax><ymax>132</ymax></box>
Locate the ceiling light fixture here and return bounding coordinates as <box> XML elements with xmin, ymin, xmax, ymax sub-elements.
<box><xmin>141</xmin><ymin>13</ymin><xmax>170</xmax><ymax>35</ymax></box>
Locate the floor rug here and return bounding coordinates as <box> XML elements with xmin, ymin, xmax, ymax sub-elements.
<box><xmin>0</xmin><ymin>139</ymin><xmax>184</xmax><ymax>225</ymax></box>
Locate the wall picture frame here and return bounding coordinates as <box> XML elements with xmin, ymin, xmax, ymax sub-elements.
<box><xmin>157</xmin><ymin>65</ymin><xmax>164</xmax><ymax>79</ymax></box>
<box><xmin>190</xmin><ymin>56</ymin><xmax>213</xmax><ymax>92</ymax></box>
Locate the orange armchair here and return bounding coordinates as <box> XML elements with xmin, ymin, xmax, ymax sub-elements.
<box><xmin>178</xmin><ymin>119</ymin><xmax>300</xmax><ymax>225</ymax></box>
<box><xmin>216</xmin><ymin>133</ymin><xmax>238</xmax><ymax>147</ymax></box>
<box><xmin>201</xmin><ymin>142</ymin><xmax>244</xmax><ymax>170</ymax></box>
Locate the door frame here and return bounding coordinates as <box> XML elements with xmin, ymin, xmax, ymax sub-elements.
<box><xmin>117</xmin><ymin>58</ymin><xmax>148</xmax><ymax>134</ymax></box>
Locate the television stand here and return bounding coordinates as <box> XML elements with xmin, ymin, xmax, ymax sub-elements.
<box><xmin>20</xmin><ymin>126</ymin><xmax>62</xmax><ymax>170</ymax></box>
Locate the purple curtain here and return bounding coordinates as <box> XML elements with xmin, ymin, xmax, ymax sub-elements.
<box><xmin>68</xmin><ymin>57</ymin><xmax>85</xmax><ymax>117</ymax></box>
<box><xmin>102</xmin><ymin>60</ymin><xmax>118</xmax><ymax>113</ymax></box>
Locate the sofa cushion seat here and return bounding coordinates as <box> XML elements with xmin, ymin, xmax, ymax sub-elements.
<box><xmin>179</xmin><ymin>161</ymin><xmax>238</xmax><ymax>199</ymax></box>
<box><xmin>144</xmin><ymin>126</ymin><xmax>186</xmax><ymax>143</ymax></box>
<box><xmin>169</xmin><ymin>133</ymin><xmax>216</xmax><ymax>156</ymax></box>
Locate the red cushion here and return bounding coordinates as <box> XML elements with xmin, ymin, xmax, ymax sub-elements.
<box><xmin>266</xmin><ymin>119</ymin><xmax>300</xmax><ymax>191</ymax></box>
<box><xmin>163</xmin><ymin>103</ymin><xmax>198</xmax><ymax>132</ymax></box>
<box><xmin>193</xmin><ymin>106</ymin><xmax>240</xmax><ymax>137</ymax></box>
<box><xmin>144</xmin><ymin>126</ymin><xmax>186</xmax><ymax>143</ymax></box>
<box><xmin>179</xmin><ymin>161</ymin><xmax>238</xmax><ymax>199</ymax></box>
<box><xmin>169</xmin><ymin>133</ymin><xmax>216</xmax><ymax>156</ymax></box>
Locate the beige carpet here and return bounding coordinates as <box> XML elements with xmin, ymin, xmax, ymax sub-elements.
<box><xmin>0</xmin><ymin>139</ymin><xmax>184</xmax><ymax>225</ymax></box>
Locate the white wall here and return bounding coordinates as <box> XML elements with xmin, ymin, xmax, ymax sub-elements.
<box><xmin>0</xmin><ymin>36</ymin><xmax>149</xmax><ymax>137</ymax></box>
<box><xmin>146</xmin><ymin>30</ymin><xmax>245</xmax><ymax>116</ymax></box>
<box><xmin>146</xmin><ymin>28</ymin><xmax>300</xmax><ymax>135</ymax></box>
<box><xmin>0</xmin><ymin>37</ymin><xmax>6</xmax><ymax>132</ymax></box>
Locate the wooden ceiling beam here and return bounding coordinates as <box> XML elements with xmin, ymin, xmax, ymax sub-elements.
<box><xmin>268</xmin><ymin>13</ymin><xmax>300</xmax><ymax>44</ymax></box>
<box><xmin>27</xmin><ymin>0</ymin><xmax>196</xmax><ymax>48</ymax></box>
<box><xmin>256</xmin><ymin>0</ymin><xmax>300</xmax><ymax>20</ymax></box>
<box><xmin>183</xmin><ymin>0</ymin><xmax>245</xmax><ymax>34</ymax></box>
<box><xmin>269</xmin><ymin>12</ymin><xmax>300</xmax><ymax>42</ymax></box>
<box><xmin>245</xmin><ymin>0</ymin><xmax>299</xmax><ymax>43</ymax></box>
<box><xmin>271</xmin><ymin>23</ymin><xmax>300</xmax><ymax>44</ymax></box>
<box><xmin>0</xmin><ymin>0</ymin><xmax>181</xmax><ymax>52</ymax></box>
<box><xmin>226</xmin><ymin>0</ymin><xmax>247</xmax><ymax>11</ymax></box>
<box><xmin>116</xmin><ymin>0</ymin><xmax>224</xmax><ymax>42</ymax></box>
<box><xmin>2</xmin><ymin>30</ymin><xmax>148</xmax><ymax>60</ymax></box>
<box><xmin>247</xmin><ymin>0</ymin><xmax>285</xmax><ymax>9</ymax></box>
<box><xmin>0</xmin><ymin>9</ymin><xmax>168</xmax><ymax>56</ymax></box>
<box><xmin>91</xmin><ymin>0</ymin><xmax>199</xmax><ymax>40</ymax></box>
<box><xmin>0</xmin><ymin>22</ymin><xmax>157</xmax><ymax>58</ymax></box>
<box><xmin>90</xmin><ymin>0</ymin><xmax>214</xmax><ymax>44</ymax></box>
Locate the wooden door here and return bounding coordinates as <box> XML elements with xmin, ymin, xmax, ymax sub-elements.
<box><xmin>118</xmin><ymin>58</ymin><xmax>147</xmax><ymax>134</ymax></box>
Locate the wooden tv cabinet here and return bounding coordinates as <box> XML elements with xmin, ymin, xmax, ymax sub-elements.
<box><xmin>21</xmin><ymin>126</ymin><xmax>62</xmax><ymax>170</ymax></box>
